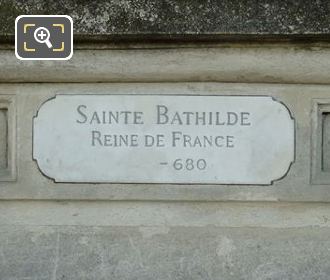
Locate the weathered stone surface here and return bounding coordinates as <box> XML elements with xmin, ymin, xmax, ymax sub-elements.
<box><xmin>1</xmin><ymin>225</ymin><xmax>330</xmax><ymax>280</ymax></box>
<box><xmin>1</xmin><ymin>0</ymin><xmax>330</xmax><ymax>40</ymax></box>
<box><xmin>0</xmin><ymin>109</ymin><xmax>7</xmax><ymax>170</ymax></box>
<box><xmin>0</xmin><ymin>81</ymin><xmax>328</xmax><ymax>201</ymax></box>
<box><xmin>1</xmin><ymin>47</ymin><xmax>330</xmax><ymax>84</ymax></box>
<box><xmin>2</xmin><ymin>201</ymin><xmax>330</xmax><ymax>279</ymax></box>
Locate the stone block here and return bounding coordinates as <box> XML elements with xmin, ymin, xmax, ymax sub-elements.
<box><xmin>1</xmin><ymin>224</ymin><xmax>330</xmax><ymax>280</ymax></box>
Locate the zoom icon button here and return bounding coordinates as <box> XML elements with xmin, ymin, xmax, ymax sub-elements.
<box><xmin>15</xmin><ymin>15</ymin><xmax>73</xmax><ymax>60</ymax></box>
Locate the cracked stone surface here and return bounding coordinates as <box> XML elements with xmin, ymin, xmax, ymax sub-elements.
<box><xmin>1</xmin><ymin>0</ymin><xmax>330</xmax><ymax>39</ymax></box>
<box><xmin>1</xmin><ymin>225</ymin><xmax>330</xmax><ymax>280</ymax></box>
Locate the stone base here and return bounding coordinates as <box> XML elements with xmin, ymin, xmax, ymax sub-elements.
<box><xmin>1</xmin><ymin>225</ymin><xmax>330</xmax><ymax>280</ymax></box>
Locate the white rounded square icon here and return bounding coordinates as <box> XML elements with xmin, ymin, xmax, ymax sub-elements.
<box><xmin>15</xmin><ymin>15</ymin><xmax>73</xmax><ymax>60</ymax></box>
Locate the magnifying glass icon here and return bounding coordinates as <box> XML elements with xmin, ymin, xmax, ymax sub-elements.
<box><xmin>34</xmin><ymin>27</ymin><xmax>53</xmax><ymax>48</ymax></box>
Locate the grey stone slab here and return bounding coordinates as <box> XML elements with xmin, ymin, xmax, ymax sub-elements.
<box><xmin>1</xmin><ymin>225</ymin><xmax>330</xmax><ymax>280</ymax></box>
<box><xmin>1</xmin><ymin>201</ymin><xmax>330</xmax><ymax>228</ymax></box>
<box><xmin>0</xmin><ymin>82</ymin><xmax>329</xmax><ymax>202</ymax></box>
<box><xmin>1</xmin><ymin>0</ymin><xmax>330</xmax><ymax>40</ymax></box>
<box><xmin>0</xmin><ymin>47</ymin><xmax>330</xmax><ymax>201</ymax></box>
<box><xmin>2</xmin><ymin>47</ymin><xmax>330</xmax><ymax>84</ymax></box>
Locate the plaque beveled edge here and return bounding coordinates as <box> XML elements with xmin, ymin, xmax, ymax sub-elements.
<box><xmin>268</xmin><ymin>96</ymin><xmax>296</xmax><ymax>185</ymax></box>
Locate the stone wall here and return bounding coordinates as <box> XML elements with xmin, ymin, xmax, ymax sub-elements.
<box><xmin>1</xmin><ymin>0</ymin><xmax>330</xmax><ymax>41</ymax></box>
<box><xmin>1</xmin><ymin>1</ymin><xmax>330</xmax><ymax>279</ymax></box>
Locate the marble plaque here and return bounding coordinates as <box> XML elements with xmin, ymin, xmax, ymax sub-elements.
<box><xmin>33</xmin><ymin>95</ymin><xmax>294</xmax><ymax>184</ymax></box>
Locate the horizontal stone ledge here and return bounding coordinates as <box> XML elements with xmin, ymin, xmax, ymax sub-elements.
<box><xmin>1</xmin><ymin>46</ymin><xmax>330</xmax><ymax>84</ymax></box>
<box><xmin>1</xmin><ymin>201</ymin><xmax>330</xmax><ymax>228</ymax></box>
<box><xmin>2</xmin><ymin>34</ymin><xmax>330</xmax><ymax>44</ymax></box>
<box><xmin>1</xmin><ymin>0</ymin><xmax>330</xmax><ymax>38</ymax></box>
